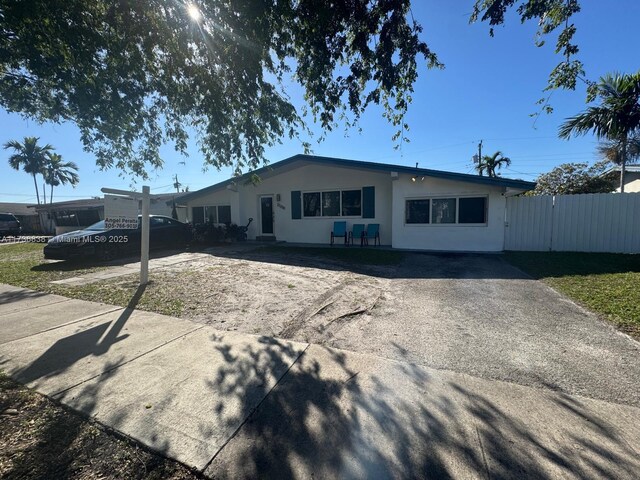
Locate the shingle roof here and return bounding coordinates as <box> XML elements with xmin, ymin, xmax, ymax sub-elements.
<box><xmin>0</xmin><ymin>202</ymin><xmax>37</xmax><ymax>216</ymax></box>
<box><xmin>178</xmin><ymin>153</ymin><xmax>536</xmax><ymax>203</ymax></box>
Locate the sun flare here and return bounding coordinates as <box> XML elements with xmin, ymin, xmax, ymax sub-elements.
<box><xmin>187</xmin><ymin>3</ymin><xmax>201</xmax><ymax>22</ymax></box>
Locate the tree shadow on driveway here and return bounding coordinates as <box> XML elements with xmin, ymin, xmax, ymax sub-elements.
<box><xmin>202</xmin><ymin>336</ymin><xmax>640</xmax><ymax>479</ymax></box>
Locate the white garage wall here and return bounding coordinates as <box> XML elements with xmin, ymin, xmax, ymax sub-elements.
<box><xmin>391</xmin><ymin>173</ymin><xmax>507</xmax><ymax>252</ymax></box>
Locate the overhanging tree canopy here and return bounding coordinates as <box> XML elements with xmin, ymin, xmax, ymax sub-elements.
<box><xmin>1</xmin><ymin>1</ymin><xmax>595</xmax><ymax>178</ymax></box>
<box><xmin>0</xmin><ymin>0</ymin><xmax>440</xmax><ymax>177</ymax></box>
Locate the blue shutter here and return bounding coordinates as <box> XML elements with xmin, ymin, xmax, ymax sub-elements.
<box><xmin>362</xmin><ymin>186</ymin><xmax>375</xmax><ymax>218</ymax></box>
<box><xmin>291</xmin><ymin>191</ymin><xmax>301</xmax><ymax>219</ymax></box>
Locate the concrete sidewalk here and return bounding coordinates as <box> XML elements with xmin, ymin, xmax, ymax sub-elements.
<box><xmin>1</xmin><ymin>283</ymin><xmax>638</xmax><ymax>479</ymax></box>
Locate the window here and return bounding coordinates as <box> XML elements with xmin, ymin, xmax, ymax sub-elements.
<box><xmin>341</xmin><ymin>190</ymin><xmax>362</xmax><ymax>216</ymax></box>
<box><xmin>431</xmin><ymin>198</ymin><xmax>456</xmax><ymax>224</ymax></box>
<box><xmin>322</xmin><ymin>191</ymin><xmax>340</xmax><ymax>216</ymax></box>
<box><xmin>405</xmin><ymin>199</ymin><xmax>430</xmax><ymax>224</ymax></box>
<box><xmin>204</xmin><ymin>206</ymin><xmax>217</xmax><ymax>224</ymax></box>
<box><xmin>405</xmin><ymin>196</ymin><xmax>487</xmax><ymax>225</ymax></box>
<box><xmin>218</xmin><ymin>205</ymin><xmax>231</xmax><ymax>224</ymax></box>
<box><xmin>192</xmin><ymin>205</ymin><xmax>231</xmax><ymax>224</ymax></box>
<box><xmin>459</xmin><ymin>197</ymin><xmax>487</xmax><ymax>223</ymax></box>
<box><xmin>303</xmin><ymin>192</ymin><xmax>321</xmax><ymax>217</ymax></box>
<box><xmin>192</xmin><ymin>206</ymin><xmax>204</xmax><ymax>224</ymax></box>
<box><xmin>303</xmin><ymin>189</ymin><xmax>363</xmax><ymax>217</ymax></box>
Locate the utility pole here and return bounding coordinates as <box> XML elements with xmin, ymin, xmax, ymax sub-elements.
<box><xmin>173</xmin><ymin>174</ymin><xmax>182</xmax><ymax>193</ymax></box>
<box><xmin>478</xmin><ymin>140</ymin><xmax>483</xmax><ymax>164</ymax></box>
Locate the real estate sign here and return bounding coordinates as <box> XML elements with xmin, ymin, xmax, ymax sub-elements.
<box><xmin>104</xmin><ymin>194</ymin><xmax>139</xmax><ymax>229</ymax></box>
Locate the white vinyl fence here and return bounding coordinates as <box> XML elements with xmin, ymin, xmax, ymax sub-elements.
<box><xmin>505</xmin><ymin>193</ymin><xmax>640</xmax><ymax>253</ymax></box>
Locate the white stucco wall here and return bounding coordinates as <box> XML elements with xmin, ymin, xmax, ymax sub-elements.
<box><xmin>239</xmin><ymin>162</ymin><xmax>393</xmax><ymax>244</ymax></box>
<box><xmin>186</xmin><ymin>162</ymin><xmax>393</xmax><ymax>245</ymax></box>
<box><xmin>188</xmin><ymin>188</ymin><xmax>240</xmax><ymax>225</ymax></box>
<box><xmin>391</xmin><ymin>173</ymin><xmax>507</xmax><ymax>252</ymax></box>
<box><xmin>184</xmin><ymin>161</ymin><xmax>517</xmax><ymax>251</ymax></box>
<box><xmin>615</xmin><ymin>172</ymin><xmax>640</xmax><ymax>193</ymax></box>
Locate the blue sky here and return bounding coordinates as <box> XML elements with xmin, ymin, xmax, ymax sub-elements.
<box><xmin>1</xmin><ymin>1</ymin><xmax>638</xmax><ymax>203</ymax></box>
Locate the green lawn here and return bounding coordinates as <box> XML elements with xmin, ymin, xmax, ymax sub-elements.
<box><xmin>0</xmin><ymin>243</ymin><xmax>106</xmax><ymax>290</ymax></box>
<box><xmin>0</xmin><ymin>243</ymin><xmax>183</xmax><ymax>316</ymax></box>
<box><xmin>505</xmin><ymin>252</ymin><xmax>640</xmax><ymax>340</ymax></box>
<box><xmin>259</xmin><ymin>245</ymin><xmax>405</xmax><ymax>265</ymax></box>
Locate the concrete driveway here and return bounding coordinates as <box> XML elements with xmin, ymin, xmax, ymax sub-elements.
<box><xmin>1</xmin><ymin>271</ymin><xmax>639</xmax><ymax>479</ymax></box>
<box><xmin>307</xmin><ymin>252</ymin><xmax>640</xmax><ymax>408</ymax></box>
<box><xmin>81</xmin><ymin>246</ymin><xmax>638</xmax><ymax>408</ymax></box>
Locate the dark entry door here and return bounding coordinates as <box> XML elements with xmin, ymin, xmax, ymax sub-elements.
<box><xmin>260</xmin><ymin>196</ymin><xmax>274</xmax><ymax>235</ymax></box>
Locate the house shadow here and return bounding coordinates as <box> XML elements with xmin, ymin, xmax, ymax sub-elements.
<box><xmin>200</xmin><ymin>335</ymin><xmax>639</xmax><ymax>479</ymax></box>
<box><xmin>196</xmin><ymin>244</ymin><xmax>533</xmax><ymax>280</ymax></box>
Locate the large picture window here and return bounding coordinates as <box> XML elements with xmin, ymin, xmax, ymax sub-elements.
<box><xmin>405</xmin><ymin>196</ymin><xmax>487</xmax><ymax>225</ymax></box>
<box><xmin>303</xmin><ymin>189</ymin><xmax>362</xmax><ymax>217</ymax></box>
<box><xmin>193</xmin><ymin>205</ymin><xmax>232</xmax><ymax>224</ymax></box>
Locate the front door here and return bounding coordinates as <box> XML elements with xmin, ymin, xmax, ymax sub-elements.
<box><xmin>260</xmin><ymin>196</ymin><xmax>274</xmax><ymax>235</ymax></box>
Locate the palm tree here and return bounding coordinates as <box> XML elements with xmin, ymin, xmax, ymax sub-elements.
<box><xmin>476</xmin><ymin>151</ymin><xmax>511</xmax><ymax>177</ymax></box>
<box><xmin>4</xmin><ymin>137</ymin><xmax>53</xmax><ymax>204</ymax></box>
<box><xmin>559</xmin><ymin>71</ymin><xmax>640</xmax><ymax>193</ymax></box>
<box><xmin>44</xmin><ymin>153</ymin><xmax>80</xmax><ymax>203</ymax></box>
<box><xmin>597</xmin><ymin>133</ymin><xmax>640</xmax><ymax>172</ymax></box>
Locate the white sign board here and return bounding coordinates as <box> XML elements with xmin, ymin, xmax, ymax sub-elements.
<box><xmin>104</xmin><ymin>194</ymin><xmax>139</xmax><ymax>229</ymax></box>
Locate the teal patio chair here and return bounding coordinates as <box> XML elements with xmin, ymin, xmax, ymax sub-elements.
<box><xmin>349</xmin><ymin>223</ymin><xmax>365</xmax><ymax>246</ymax></box>
<box><xmin>364</xmin><ymin>223</ymin><xmax>380</xmax><ymax>246</ymax></box>
<box><xmin>330</xmin><ymin>221</ymin><xmax>347</xmax><ymax>246</ymax></box>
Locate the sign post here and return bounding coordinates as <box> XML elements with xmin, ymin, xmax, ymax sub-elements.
<box><xmin>101</xmin><ymin>186</ymin><xmax>150</xmax><ymax>286</ymax></box>
<box><xmin>140</xmin><ymin>186</ymin><xmax>150</xmax><ymax>285</ymax></box>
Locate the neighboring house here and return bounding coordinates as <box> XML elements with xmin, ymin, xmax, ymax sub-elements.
<box><xmin>0</xmin><ymin>202</ymin><xmax>42</xmax><ymax>233</ymax></box>
<box><xmin>34</xmin><ymin>198</ymin><xmax>105</xmax><ymax>235</ymax></box>
<box><xmin>608</xmin><ymin>165</ymin><xmax>640</xmax><ymax>193</ymax></box>
<box><xmin>176</xmin><ymin>154</ymin><xmax>535</xmax><ymax>252</ymax></box>
<box><xmin>35</xmin><ymin>193</ymin><xmax>189</xmax><ymax>235</ymax></box>
<box><xmin>149</xmin><ymin>192</ymin><xmax>188</xmax><ymax>222</ymax></box>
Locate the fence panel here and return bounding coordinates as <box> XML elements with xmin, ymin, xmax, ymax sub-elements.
<box><xmin>505</xmin><ymin>195</ymin><xmax>553</xmax><ymax>251</ymax></box>
<box><xmin>505</xmin><ymin>193</ymin><xmax>640</xmax><ymax>253</ymax></box>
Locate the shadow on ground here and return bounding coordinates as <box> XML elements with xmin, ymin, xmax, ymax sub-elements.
<box><xmin>198</xmin><ymin>245</ymin><xmax>532</xmax><ymax>280</ymax></box>
<box><xmin>13</xmin><ymin>286</ymin><xmax>145</xmax><ymax>390</ymax></box>
<box><xmin>202</xmin><ymin>336</ymin><xmax>639</xmax><ymax>479</ymax></box>
<box><xmin>30</xmin><ymin>247</ymin><xmax>192</xmax><ymax>272</ymax></box>
<box><xmin>0</xmin><ymin>288</ymin><xmax>49</xmax><ymax>305</ymax></box>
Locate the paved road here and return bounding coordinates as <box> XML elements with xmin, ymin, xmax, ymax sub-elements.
<box><xmin>314</xmin><ymin>253</ymin><xmax>640</xmax><ymax>408</ymax></box>
<box><xmin>1</xmin><ymin>283</ymin><xmax>639</xmax><ymax>479</ymax></box>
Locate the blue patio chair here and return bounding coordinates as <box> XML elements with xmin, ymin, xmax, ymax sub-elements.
<box><xmin>349</xmin><ymin>223</ymin><xmax>365</xmax><ymax>246</ymax></box>
<box><xmin>364</xmin><ymin>223</ymin><xmax>380</xmax><ymax>246</ymax></box>
<box><xmin>330</xmin><ymin>221</ymin><xmax>347</xmax><ymax>246</ymax></box>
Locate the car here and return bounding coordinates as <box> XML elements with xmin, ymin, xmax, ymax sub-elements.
<box><xmin>0</xmin><ymin>212</ymin><xmax>21</xmax><ymax>238</ymax></box>
<box><xmin>43</xmin><ymin>215</ymin><xmax>192</xmax><ymax>261</ymax></box>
